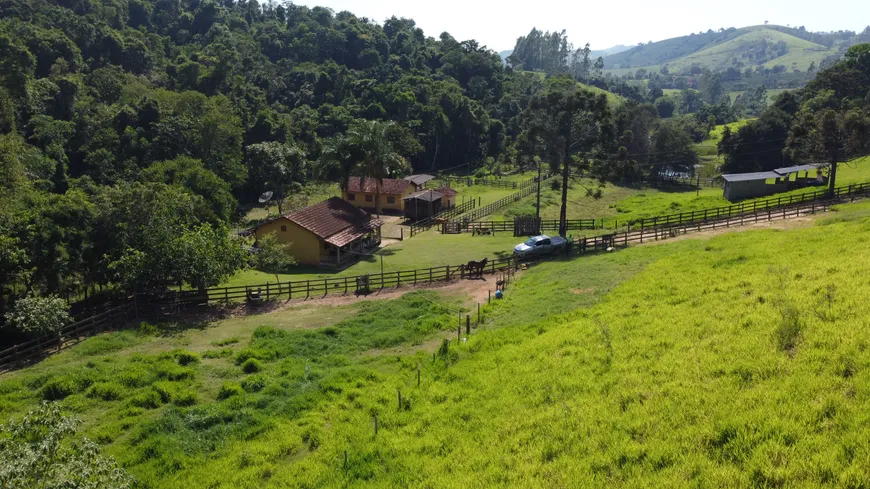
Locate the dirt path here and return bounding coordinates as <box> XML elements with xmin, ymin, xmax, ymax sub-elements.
<box><xmin>636</xmin><ymin>215</ymin><xmax>817</xmax><ymax>246</ymax></box>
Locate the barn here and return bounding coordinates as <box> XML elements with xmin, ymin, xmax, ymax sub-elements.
<box><xmin>253</xmin><ymin>197</ymin><xmax>383</xmax><ymax>267</ymax></box>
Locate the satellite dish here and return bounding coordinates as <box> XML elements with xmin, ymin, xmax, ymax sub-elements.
<box><xmin>258</xmin><ymin>191</ymin><xmax>274</xmax><ymax>204</ymax></box>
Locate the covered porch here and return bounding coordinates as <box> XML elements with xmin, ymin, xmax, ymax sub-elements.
<box><xmin>319</xmin><ymin>228</ymin><xmax>382</xmax><ymax>267</ymax></box>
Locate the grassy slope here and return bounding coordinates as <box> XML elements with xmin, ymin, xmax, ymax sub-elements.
<box><xmin>6</xmin><ymin>202</ymin><xmax>870</xmax><ymax>487</ymax></box>
<box><xmin>274</xmin><ymin>201</ymin><xmax>870</xmax><ymax>487</ymax></box>
<box><xmin>606</xmin><ymin>26</ymin><xmax>837</xmax><ymax>76</ymax></box>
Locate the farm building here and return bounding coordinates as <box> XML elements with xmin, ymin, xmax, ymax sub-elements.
<box><xmin>403</xmin><ymin>190</ymin><xmax>444</xmax><ymax>220</ymax></box>
<box><xmin>253</xmin><ymin>197</ymin><xmax>383</xmax><ymax>267</ymax></box>
<box><xmin>342</xmin><ymin>177</ymin><xmax>417</xmax><ymax>213</ymax></box>
<box><xmin>435</xmin><ymin>186</ymin><xmax>457</xmax><ymax>208</ymax></box>
<box><xmin>722</xmin><ymin>164</ymin><xmax>826</xmax><ymax>202</ymax></box>
<box><xmin>404</xmin><ymin>174</ymin><xmax>436</xmax><ymax>187</ymax></box>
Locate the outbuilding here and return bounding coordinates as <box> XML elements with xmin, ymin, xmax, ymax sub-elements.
<box><xmin>253</xmin><ymin>197</ymin><xmax>382</xmax><ymax>267</ymax></box>
<box><xmin>722</xmin><ymin>164</ymin><xmax>827</xmax><ymax>202</ymax></box>
<box><xmin>403</xmin><ymin>190</ymin><xmax>444</xmax><ymax>220</ymax></box>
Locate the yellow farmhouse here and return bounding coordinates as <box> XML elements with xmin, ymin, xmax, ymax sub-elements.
<box><xmin>342</xmin><ymin>177</ymin><xmax>417</xmax><ymax>213</ymax></box>
<box><xmin>254</xmin><ymin>197</ymin><xmax>383</xmax><ymax>267</ymax></box>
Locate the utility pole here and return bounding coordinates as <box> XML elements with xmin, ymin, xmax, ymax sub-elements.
<box><xmin>536</xmin><ymin>161</ymin><xmax>542</xmax><ymax>219</ymax></box>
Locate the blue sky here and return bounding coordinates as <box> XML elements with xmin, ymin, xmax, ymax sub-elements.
<box><xmin>293</xmin><ymin>0</ymin><xmax>870</xmax><ymax>52</ymax></box>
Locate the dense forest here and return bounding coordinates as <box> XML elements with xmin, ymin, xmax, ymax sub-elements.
<box><xmin>0</xmin><ymin>0</ymin><xmax>718</xmax><ymax>328</ymax></box>
<box><xmin>0</xmin><ymin>0</ymin><xmax>867</xmax><ymax>346</ymax></box>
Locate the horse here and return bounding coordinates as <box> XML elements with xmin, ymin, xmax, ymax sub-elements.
<box><xmin>465</xmin><ymin>257</ymin><xmax>488</xmax><ymax>278</ymax></box>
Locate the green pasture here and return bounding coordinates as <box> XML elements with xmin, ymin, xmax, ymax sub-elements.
<box><xmin>6</xmin><ymin>200</ymin><xmax>870</xmax><ymax>487</ymax></box>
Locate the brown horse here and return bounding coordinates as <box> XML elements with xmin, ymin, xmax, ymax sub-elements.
<box><xmin>465</xmin><ymin>257</ymin><xmax>488</xmax><ymax>278</ymax></box>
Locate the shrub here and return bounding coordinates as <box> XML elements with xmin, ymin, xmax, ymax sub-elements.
<box><xmin>151</xmin><ymin>382</ymin><xmax>175</xmax><ymax>403</ymax></box>
<box><xmin>202</xmin><ymin>348</ymin><xmax>233</xmax><ymax>359</ymax></box>
<box><xmin>212</xmin><ymin>337</ymin><xmax>240</xmax><ymax>347</ymax></box>
<box><xmin>775</xmin><ymin>306</ymin><xmax>803</xmax><ymax>352</ymax></box>
<box><xmin>138</xmin><ymin>321</ymin><xmax>158</xmax><ymax>336</ymax></box>
<box><xmin>41</xmin><ymin>377</ymin><xmax>78</xmax><ymax>401</ymax></box>
<box><xmin>253</xmin><ymin>232</ymin><xmax>297</xmax><ymax>273</ymax></box>
<box><xmin>173</xmin><ymin>390</ymin><xmax>197</xmax><ymax>406</ymax></box>
<box><xmin>118</xmin><ymin>366</ymin><xmax>152</xmax><ymax>387</ymax></box>
<box><xmin>155</xmin><ymin>361</ymin><xmax>195</xmax><ymax>381</ymax></box>
<box><xmin>217</xmin><ymin>382</ymin><xmax>244</xmax><ymax>400</ymax></box>
<box><xmin>241</xmin><ymin>375</ymin><xmax>266</xmax><ymax>393</ymax></box>
<box><xmin>86</xmin><ymin>382</ymin><xmax>123</xmax><ymax>401</ymax></box>
<box><xmin>172</xmin><ymin>349</ymin><xmax>200</xmax><ymax>366</ymax></box>
<box><xmin>129</xmin><ymin>389</ymin><xmax>162</xmax><ymax>409</ymax></box>
<box><xmin>241</xmin><ymin>358</ymin><xmax>263</xmax><ymax>374</ymax></box>
<box><xmin>234</xmin><ymin>348</ymin><xmax>270</xmax><ymax>365</ymax></box>
<box><xmin>4</xmin><ymin>294</ymin><xmax>71</xmax><ymax>336</ymax></box>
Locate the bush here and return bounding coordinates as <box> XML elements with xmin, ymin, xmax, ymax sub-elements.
<box><xmin>151</xmin><ymin>382</ymin><xmax>175</xmax><ymax>403</ymax></box>
<box><xmin>41</xmin><ymin>377</ymin><xmax>79</xmax><ymax>401</ymax></box>
<box><xmin>172</xmin><ymin>349</ymin><xmax>200</xmax><ymax>366</ymax></box>
<box><xmin>202</xmin><ymin>348</ymin><xmax>233</xmax><ymax>359</ymax></box>
<box><xmin>86</xmin><ymin>382</ymin><xmax>123</xmax><ymax>401</ymax></box>
<box><xmin>118</xmin><ymin>366</ymin><xmax>152</xmax><ymax>387</ymax></box>
<box><xmin>138</xmin><ymin>321</ymin><xmax>158</xmax><ymax>336</ymax></box>
<box><xmin>155</xmin><ymin>361</ymin><xmax>195</xmax><ymax>381</ymax></box>
<box><xmin>253</xmin><ymin>232</ymin><xmax>297</xmax><ymax>273</ymax></box>
<box><xmin>212</xmin><ymin>337</ymin><xmax>240</xmax><ymax>347</ymax></box>
<box><xmin>235</xmin><ymin>348</ymin><xmax>270</xmax><ymax>365</ymax></box>
<box><xmin>241</xmin><ymin>358</ymin><xmax>263</xmax><ymax>374</ymax></box>
<box><xmin>217</xmin><ymin>382</ymin><xmax>244</xmax><ymax>400</ymax></box>
<box><xmin>129</xmin><ymin>389</ymin><xmax>162</xmax><ymax>409</ymax></box>
<box><xmin>4</xmin><ymin>294</ymin><xmax>71</xmax><ymax>336</ymax></box>
<box><xmin>173</xmin><ymin>390</ymin><xmax>197</xmax><ymax>406</ymax></box>
<box><xmin>241</xmin><ymin>375</ymin><xmax>266</xmax><ymax>393</ymax></box>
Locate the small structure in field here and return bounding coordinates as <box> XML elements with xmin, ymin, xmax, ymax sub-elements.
<box><xmin>404</xmin><ymin>174</ymin><xmax>436</xmax><ymax>188</ymax></box>
<box><xmin>253</xmin><ymin>197</ymin><xmax>382</xmax><ymax>267</ymax></box>
<box><xmin>403</xmin><ymin>189</ymin><xmax>444</xmax><ymax>220</ymax></box>
<box><xmin>435</xmin><ymin>186</ymin><xmax>457</xmax><ymax>208</ymax></box>
<box><xmin>722</xmin><ymin>164</ymin><xmax>826</xmax><ymax>202</ymax></box>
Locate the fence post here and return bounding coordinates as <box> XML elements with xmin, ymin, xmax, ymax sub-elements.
<box><xmin>466</xmin><ymin>315</ymin><xmax>471</xmax><ymax>335</ymax></box>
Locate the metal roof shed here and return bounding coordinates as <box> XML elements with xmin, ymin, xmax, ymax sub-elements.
<box><xmin>721</xmin><ymin>172</ymin><xmax>786</xmax><ymax>202</ymax></box>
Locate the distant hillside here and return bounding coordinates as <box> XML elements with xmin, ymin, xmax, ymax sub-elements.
<box><xmin>603</xmin><ymin>25</ymin><xmax>864</xmax><ymax>74</ymax></box>
<box><xmin>500</xmin><ymin>44</ymin><xmax>631</xmax><ymax>65</ymax></box>
<box><xmin>591</xmin><ymin>45</ymin><xmax>631</xmax><ymax>58</ymax></box>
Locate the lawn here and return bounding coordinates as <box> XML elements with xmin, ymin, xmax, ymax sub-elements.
<box><xmin>6</xmin><ymin>200</ymin><xmax>870</xmax><ymax>487</ymax></box>
<box><xmin>225</xmin><ymin>232</ymin><xmax>523</xmax><ymax>287</ymax></box>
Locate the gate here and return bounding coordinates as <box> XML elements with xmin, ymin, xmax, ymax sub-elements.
<box><xmin>514</xmin><ymin>216</ymin><xmax>541</xmax><ymax>236</ymax></box>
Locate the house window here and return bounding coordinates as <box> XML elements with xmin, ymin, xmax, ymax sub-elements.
<box><xmin>348</xmin><ymin>193</ymin><xmax>356</xmax><ymax>201</ymax></box>
<box><xmin>386</xmin><ymin>196</ymin><xmax>395</xmax><ymax>204</ymax></box>
<box><xmin>365</xmin><ymin>194</ymin><xmax>373</xmax><ymax>202</ymax></box>
<box><xmin>280</xmin><ymin>225</ymin><xmax>287</xmax><ymax>232</ymax></box>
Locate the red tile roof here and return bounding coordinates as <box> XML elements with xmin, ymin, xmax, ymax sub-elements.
<box><xmin>346</xmin><ymin>177</ymin><xmax>412</xmax><ymax>195</ymax></box>
<box><xmin>435</xmin><ymin>186</ymin><xmax>457</xmax><ymax>197</ymax></box>
<box><xmin>284</xmin><ymin>197</ymin><xmax>383</xmax><ymax>247</ymax></box>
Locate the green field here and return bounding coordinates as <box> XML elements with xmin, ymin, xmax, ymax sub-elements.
<box><xmin>6</xmin><ymin>200</ymin><xmax>870</xmax><ymax>487</ymax></box>
<box><xmin>605</xmin><ymin>26</ymin><xmax>838</xmax><ymax>77</ymax></box>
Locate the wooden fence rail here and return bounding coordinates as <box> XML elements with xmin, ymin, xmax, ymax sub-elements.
<box><xmin>447</xmin><ymin>174</ymin><xmax>553</xmax><ymax>227</ymax></box>
<box><xmin>461</xmin><ymin>219</ymin><xmax>600</xmax><ymax>234</ymax></box>
<box><xmin>409</xmin><ymin>198</ymin><xmax>477</xmax><ymax>236</ymax></box>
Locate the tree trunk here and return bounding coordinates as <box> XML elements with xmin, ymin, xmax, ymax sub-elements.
<box><xmin>828</xmin><ymin>152</ymin><xmax>838</xmax><ymax>197</ymax></box>
<box><xmin>559</xmin><ymin>161</ymin><xmax>569</xmax><ymax>238</ymax></box>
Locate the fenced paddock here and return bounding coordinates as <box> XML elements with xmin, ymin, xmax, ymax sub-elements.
<box><xmin>0</xmin><ymin>184</ymin><xmax>864</xmax><ymax>373</ymax></box>
<box><xmin>408</xmin><ymin>198</ymin><xmax>477</xmax><ymax>236</ymax></box>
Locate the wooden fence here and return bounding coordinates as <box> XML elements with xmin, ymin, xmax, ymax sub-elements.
<box><xmin>409</xmin><ymin>198</ymin><xmax>477</xmax><ymax>236</ymax></box>
<box><xmin>440</xmin><ymin>174</ymin><xmax>543</xmax><ymax>190</ymax></box>
<box><xmin>0</xmin><ymin>182</ymin><xmax>865</xmax><ymax>373</ymax></box>
<box><xmin>623</xmin><ymin>182</ymin><xmax>870</xmax><ymax>231</ymax></box>
<box><xmin>461</xmin><ymin>219</ymin><xmax>599</xmax><ymax>235</ymax></box>
<box><xmin>447</xmin><ymin>174</ymin><xmax>553</xmax><ymax>228</ymax></box>
<box><xmin>0</xmin><ymin>303</ymin><xmax>133</xmax><ymax>373</ymax></box>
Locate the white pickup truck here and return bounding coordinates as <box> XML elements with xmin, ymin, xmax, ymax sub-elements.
<box><xmin>513</xmin><ymin>235</ymin><xmax>568</xmax><ymax>258</ymax></box>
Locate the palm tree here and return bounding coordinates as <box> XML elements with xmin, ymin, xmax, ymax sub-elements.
<box><xmin>322</xmin><ymin>120</ymin><xmax>409</xmax><ymax>216</ymax></box>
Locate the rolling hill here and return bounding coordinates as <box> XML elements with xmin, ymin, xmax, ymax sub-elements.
<box><xmin>604</xmin><ymin>25</ymin><xmax>853</xmax><ymax>75</ymax></box>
